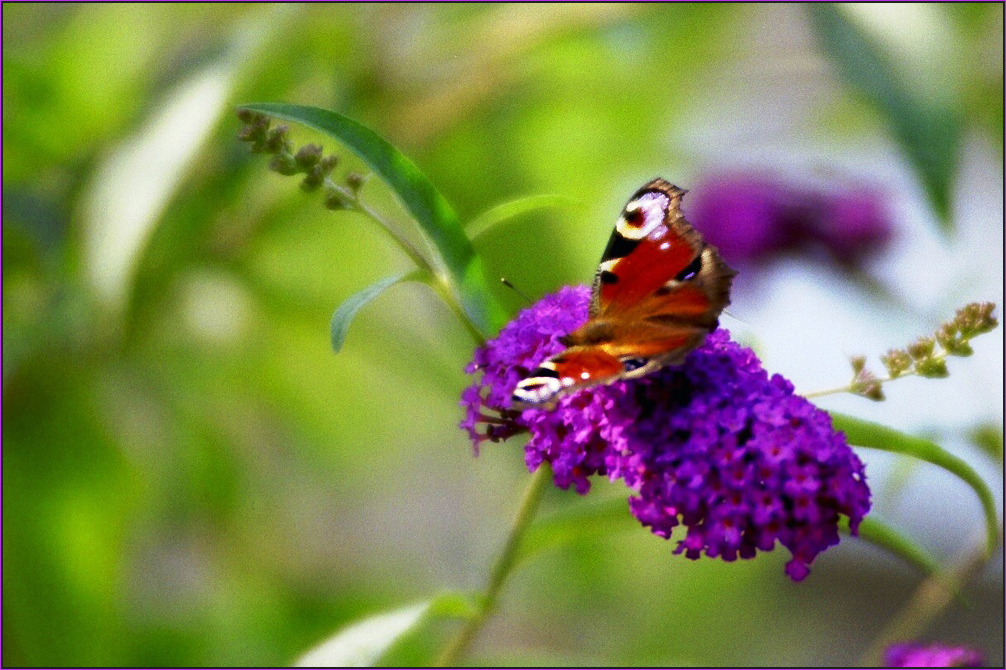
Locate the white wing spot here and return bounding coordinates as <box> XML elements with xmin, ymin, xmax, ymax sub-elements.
<box><xmin>616</xmin><ymin>192</ymin><xmax>669</xmax><ymax>240</ymax></box>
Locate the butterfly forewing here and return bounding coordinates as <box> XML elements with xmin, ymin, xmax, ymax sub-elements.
<box><xmin>511</xmin><ymin>178</ymin><xmax>736</xmax><ymax>409</ymax></box>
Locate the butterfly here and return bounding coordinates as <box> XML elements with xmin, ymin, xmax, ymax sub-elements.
<box><xmin>511</xmin><ymin>178</ymin><xmax>736</xmax><ymax>409</ymax></box>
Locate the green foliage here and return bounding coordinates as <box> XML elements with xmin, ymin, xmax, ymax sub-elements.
<box><xmin>238</xmin><ymin>103</ymin><xmax>509</xmax><ymax>337</ymax></box>
<box><xmin>466</xmin><ymin>193</ymin><xmax>580</xmax><ymax>241</ymax></box>
<box><xmin>2</xmin><ymin>4</ymin><xmax>1000</xmax><ymax>667</ymax></box>
<box><xmin>294</xmin><ymin>594</ymin><xmax>477</xmax><ymax>667</ymax></box>
<box><xmin>330</xmin><ymin>271</ymin><xmax>422</xmax><ymax>353</ymax></box>
<box><xmin>808</xmin><ymin>4</ymin><xmax>961</xmax><ymax>230</ymax></box>
<box><xmin>830</xmin><ymin>413</ymin><xmax>1000</xmax><ymax>558</ymax></box>
<box><xmin>520</xmin><ymin>495</ymin><xmax>949</xmax><ymax>587</ymax></box>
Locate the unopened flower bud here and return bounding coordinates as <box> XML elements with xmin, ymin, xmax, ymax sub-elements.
<box><xmin>265</xmin><ymin>125</ymin><xmax>290</xmax><ymax>154</ymax></box>
<box><xmin>915</xmin><ymin>357</ymin><xmax>949</xmax><ymax>378</ymax></box>
<box><xmin>302</xmin><ymin>167</ymin><xmax>326</xmax><ymax>192</ymax></box>
<box><xmin>294</xmin><ymin>144</ymin><xmax>323</xmax><ymax>169</ymax></box>
<box><xmin>934</xmin><ymin>323</ymin><xmax>972</xmax><ymax>356</ymax></box>
<box><xmin>324</xmin><ymin>188</ymin><xmax>352</xmax><ymax>210</ymax></box>
<box><xmin>880</xmin><ymin>349</ymin><xmax>911</xmax><ymax>378</ymax></box>
<box><xmin>907</xmin><ymin>337</ymin><xmax>935</xmax><ymax>361</ymax></box>
<box><xmin>934</xmin><ymin>323</ymin><xmax>957</xmax><ymax>348</ymax></box>
<box><xmin>319</xmin><ymin>155</ymin><xmax>339</xmax><ymax>176</ymax></box>
<box><xmin>238</xmin><ymin>114</ymin><xmax>271</xmax><ymax>151</ymax></box>
<box><xmin>955</xmin><ymin>302</ymin><xmax>997</xmax><ymax>338</ymax></box>
<box><xmin>849</xmin><ymin>355</ymin><xmax>866</xmax><ymax>374</ymax></box>
<box><xmin>851</xmin><ymin>370</ymin><xmax>884</xmax><ymax>401</ymax></box>
<box><xmin>268</xmin><ymin>153</ymin><xmax>299</xmax><ymax>176</ymax></box>
<box><xmin>346</xmin><ymin>171</ymin><xmax>368</xmax><ymax>192</ymax></box>
<box><xmin>236</xmin><ymin>108</ymin><xmax>262</xmax><ymax>124</ymax></box>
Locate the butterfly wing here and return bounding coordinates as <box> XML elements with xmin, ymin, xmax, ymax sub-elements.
<box><xmin>512</xmin><ymin>179</ymin><xmax>735</xmax><ymax>409</ymax></box>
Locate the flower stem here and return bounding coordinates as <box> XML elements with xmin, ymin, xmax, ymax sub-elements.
<box><xmin>435</xmin><ymin>465</ymin><xmax>551</xmax><ymax>667</ymax></box>
<box><xmin>803</xmin><ymin>369</ymin><xmax>922</xmax><ymax>399</ymax></box>
<box><xmin>857</xmin><ymin>524</ymin><xmax>1001</xmax><ymax>666</ymax></box>
<box><xmin>338</xmin><ymin>184</ymin><xmax>486</xmax><ymax>346</ymax></box>
<box><xmin>428</xmin><ymin>273</ymin><xmax>487</xmax><ymax>347</ymax></box>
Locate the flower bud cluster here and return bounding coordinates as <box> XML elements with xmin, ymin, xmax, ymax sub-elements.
<box><xmin>236</xmin><ymin>110</ymin><xmax>366</xmax><ymax>211</ymax></box>
<box><xmin>844</xmin><ymin>302</ymin><xmax>998</xmax><ymax>401</ymax></box>
<box><xmin>880</xmin><ymin>302</ymin><xmax>998</xmax><ymax>380</ymax></box>
<box><xmin>847</xmin><ymin>355</ymin><xmax>884</xmax><ymax>401</ymax></box>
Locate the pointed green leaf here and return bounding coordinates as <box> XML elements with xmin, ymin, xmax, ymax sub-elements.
<box><xmin>808</xmin><ymin>4</ymin><xmax>961</xmax><ymax>229</ymax></box>
<box><xmin>238</xmin><ymin>103</ymin><xmax>509</xmax><ymax>336</ymax></box>
<box><xmin>82</xmin><ymin>7</ymin><xmax>291</xmax><ymax>311</ymax></box>
<box><xmin>831</xmin><ymin>412</ymin><xmax>1000</xmax><ymax>558</ymax></box>
<box><xmin>843</xmin><ymin>517</ymin><xmax>940</xmax><ymax>578</ymax></box>
<box><xmin>330</xmin><ymin>271</ymin><xmax>423</xmax><ymax>353</ymax></box>
<box><xmin>293</xmin><ymin>593</ymin><xmax>476</xmax><ymax>668</ymax></box>
<box><xmin>519</xmin><ymin>494</ymin><xmax>949</xmax><ymax>579</ymax></box>
<box><xmin>466</xmin><ymin>194</ymin><xmax>580</xmax><ymax>241</ymax></box>
<box><xmin>518</xmin><ymin>496</ymin><xmax>633</xmax><ymax>564</ymax></box>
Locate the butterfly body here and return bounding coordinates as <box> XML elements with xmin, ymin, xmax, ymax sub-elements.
<box><xmin>512</xmin><ymin>178</ymin><xmax>736</xmax><ymax>409</ymax></box>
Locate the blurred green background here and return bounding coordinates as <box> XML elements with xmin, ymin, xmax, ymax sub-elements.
<box><xmin>3</xmin><ymin>4</ymin><xmax>1003</xmax><ymax>667</ymax></box>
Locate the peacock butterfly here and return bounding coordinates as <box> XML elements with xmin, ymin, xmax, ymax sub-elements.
<box><xmin>511</xmin><ymin>178</ymin><xmax>736</xmax><ymax>409</ymax></box>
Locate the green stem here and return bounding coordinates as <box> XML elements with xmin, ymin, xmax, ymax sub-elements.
<box><xmin>802</xmin><ymin>351</ymin><xmax>951</xmax><ymax>399</ymax></box>
<box><xmin>830</xmin><ymin>413</ymin><xmax>1001</xmax><ymax>559</ymax></box>
<box><xmin>435</xmin><ymin>465</ymin><xmax>551</xmax><ymax>667</ymax></box>
<box><xmin>333</xmin><ymin>184</ymin><xmax>432</xmax><ymax>273</ymax></box>
<box><xmin>803</xmin><ymin>369</ymin><xmax>922</xmax><ymax>399</ymax></box>
<box><xmin>428</xmin><ymin>275</ymin><xmax>487</xmax><ymax>346</ymax></box>
<box><xmin>857</xmin><ymin>526</ymin><xmax>999</xmax><ymax>667</ymax></box>
<box><xmin>339</xmin><ymin>185</ymin><xmax>486</xmax><ymax>346</ymax></box>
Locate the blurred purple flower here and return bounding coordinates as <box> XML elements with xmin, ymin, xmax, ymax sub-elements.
<box><xmin>885</xmin><ymin>642</ymin><xmax>984</xmax><ymax>668</ymax></box>
<box><xmin>686</xmin><ymin>172</ymin><xmax>893</xmax><ymax>270</ymax></box>
<box><xmin>461</xmin><ymin>287</ymin><xmax>871</xmax><ymax>579</ymax></box>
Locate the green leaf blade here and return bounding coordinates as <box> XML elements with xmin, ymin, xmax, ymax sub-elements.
<box><xmin>808</xmin><ymin>4</ymin><xmax>961</xmax><ymax>229</ymax></box>
<box><xmin>518</xmin><ymin>496</ymin><xmax>633</xmax><ymax>564</ymax></box>
<box><xmin>466</xmin><ymin>193</ymin><xmax>580</xmax><ymax>241</ymax></box>
<box><xmin>293</xmin><ymin>593</ymin><xmax>476</xmax><ymax>668</ymax></box>
<box><xmin>843</xmin><ymin>516</ymin><xmax>942</xmax><ymax>579</ymax></box>
<box><xmin>238</xmin><ymin>103</ymin><xmax>508</xmax><ymax>335</ymax></box>
<box><xmin>330</xmin><ymin>272</ymin><xmax>420</xmax><ymax>353</ymax></box>
<box><xmin>830</xmin><ymin>412</ymin><xmax>1000</xmax><ymax>558</ymax></box>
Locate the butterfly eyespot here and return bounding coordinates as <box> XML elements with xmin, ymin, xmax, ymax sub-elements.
<box><xmin>624</xmin><ymin>209</ymin><xmax>644</xmax><ymax>227</ymax></box>
<box><xmin>620</xmin><ymin>357</ymin><xmax>649</xmax><ymax>372</ymax></box>
<box><xmin>674</xmin><ymin>253</ymin><xmax>703</xmax><ymax>282</ymax></box>
<box><xmin>512</xmin><ymin>178</ymin><xmax>735</xmax><ymax>408</ymax></box>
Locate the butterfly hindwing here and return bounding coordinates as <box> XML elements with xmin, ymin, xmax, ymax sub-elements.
<box><xmin>512</xmin><ymin>178</ymin><xmax>736</xmax><ymax>409</ymax></box>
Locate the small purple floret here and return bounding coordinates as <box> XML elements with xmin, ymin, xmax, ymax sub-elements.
<box><xmin>885</xmin><ymin>642</ymin><xmax>984</xmax><ymax>668</ymax></box>
<box><xmin>461</xmin><ymin>286</ymin><xmax>871</xmax><ymax>580</ymax></box>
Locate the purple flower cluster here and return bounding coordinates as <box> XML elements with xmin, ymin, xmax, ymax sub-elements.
<box><xmin>885</xmin><ymin>642</ymin><xmax>984</xmax><ymax>668</ymax></box>
<box><xmin>686</xmin><ymin>172</ymin><xmax>893</xmax><ymax>270</ymax></box>
<box><xmin>461</xmin><ymin>286</ymin><xmax>871</xmax><ymax>580</ymax></box>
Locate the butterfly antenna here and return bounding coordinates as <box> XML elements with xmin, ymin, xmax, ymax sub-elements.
<box><xmin>721</xmin><ymin>308</ymin><xmax>749</xmax><ymax>326</ymax></box>
<box><xmin>500</xmin><ymin>277</ymin><xmax>533</xmax><ymax>305</ymax></box>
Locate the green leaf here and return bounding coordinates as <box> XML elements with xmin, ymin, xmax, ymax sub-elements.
<box><xmin>82</xmin><ymin>7</ymin><xmax>291</xmax><ymax>311</ymax></box>
<box><xmin>330</xmin><ymin>271</ymin><xmax>423</xmax><ymax>353</ymax></box>
<box><xmin>808</xmin><ymin>4</ymin><xmax>961</xmax><ymax>229</ymax></box>
<box><xmin>518</xmin><ymin>496</ymin><xmax>634</xmax><ymax>564</ymax></box>
<box><xmin>520</xmin><ymin>495</ymin><xmax>951</xmax><ymax>580</ymax></box>
<box><xmin>967</xmin><ymin>422</ymin><xmax>1004</xmax><ymax>465</ymax></box>
<box><xmin>237</xmin><ymin>103</ymin><xmax>509</xmax><ymax>336</ymax></box>
<box><xmin>843</xmin><ymin>516</ymin><xmax>941</xmax><ymax>578</ymax></box>
<box><xmin>466</xmin><ymin>194</ymin><xmax>580</xmax><ymax>241</ymax></box>
<box><xmin>831</xmin><ymin>412</ymin><xmax>1000</xmax><ymax>558</ymax></box>
<box><xmin>294</xmin><ymin>594</ymin><xmax>476</xmax><ymax>667</ymax></box>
